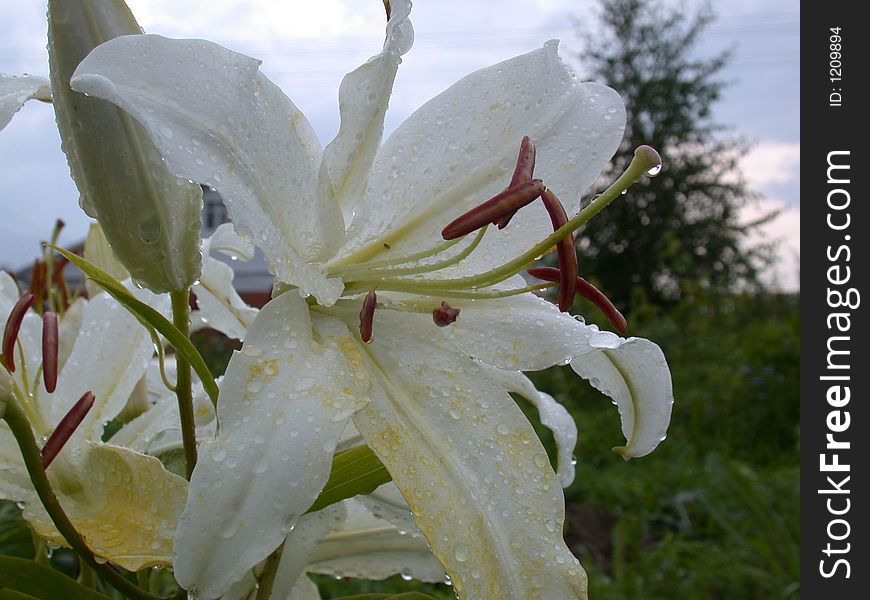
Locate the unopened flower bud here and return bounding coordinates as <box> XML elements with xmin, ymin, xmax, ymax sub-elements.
<box><xmin>48</xmin><ymin>0</ymin><xmax>202</xmax><ymax>293</ymax></box>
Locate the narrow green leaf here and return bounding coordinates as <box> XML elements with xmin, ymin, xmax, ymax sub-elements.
<box><xmin>0</xmin><ymin>589</ymin><xmax>41</xmax><ymax>600</ymax></box>
<box><xmin>53</xmin><ymin>247</ymin><xmax>219</xmax><ymax>405</ymax></box>
<box><xmin>0</xmin><ymin>556</ymin><xmax>113</xmax><ymax>600</ymax></box>
<box><xmin>307</xmin><ymin>445</ymin><xmax>392</xmax><ymax>514</ymax></box>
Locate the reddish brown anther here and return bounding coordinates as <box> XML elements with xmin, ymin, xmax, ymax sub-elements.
<box><xmin>359</xmin><ymin>290</ymin><xmax>377</xmax><ymax>343</ymax></box>
<box><xmin>496</xmin><ymin>136</ymin><xmax>538</xmax><ymax>229</ymax></box>
<box><xmin>528</xmin><ymin>267</ymin><xmax>627</xmax><ymax>333</ymax></box>
<box><xmin>442</xmin><ymin>179</ymin><xmax>545</xmax><ymax>240</ymax></box>
<box><xmin>2</xmin><ymin>292</ymin><xmax>35</xmax><ymax>373</ymax></box>
<box><xmin>42</xmin><ymin>312</ymin><xmax>59</xmax><ymax>393</ymax></box>
<box><xmin>432</xmin><ymin>301</ymin><xmax>460</xmax><ymax>327</ymax></box>
<box><xmin>41</xmin><ymin>391</ymin><xmax>95</xmax><ymax>469</ymax></box>
<box><xmin>540</xmin><ymin>190</ymin><xmax>578</xmax><ymax>312</ymax></box>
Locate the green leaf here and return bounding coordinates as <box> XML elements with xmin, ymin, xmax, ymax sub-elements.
<box><xmin>0</xmin><ymin>502</ymin><xmax>33</xmax><ymax>559</ymax></box>
<box><xmin>307</xmin><ymin>445</ymin><xmax>392</xmax><ymax>514</ymax></box>
<box><xmin>0</xmin><ymin>556</ymin><xmax>113</xmax><ymax>600</ymax></box>
<box><xmin>0</xmin><ymin>590</ymin><xmax>41</xmax><ymax>600</ymax></box>
<box><xmin>53</xmin><ymin>246</ymin><xmax>219</xmax><ymax>405</ymax></box>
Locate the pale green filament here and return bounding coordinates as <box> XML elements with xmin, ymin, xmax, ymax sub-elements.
<box><xmin>346</xmin><ymin>281</ymin><xmax>557</xmax><ymax>300</ymax></box>
<box><xmin>328</xmin><ymin>233</ymin><xmax>465</xmax><ymax>274</ymax></box>
<box><xmin>341</xmin><ymin>227</ymin><xmax>488</xmax><ymax>283</ymax></box>
<box><xmin>148</xmin><ymin>327</ymin><xmax>176</xmax><ymax>392</ymax></box>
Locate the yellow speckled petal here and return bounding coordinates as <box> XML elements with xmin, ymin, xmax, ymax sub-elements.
<box><xmin>351</xmin><ymin>310</ymin><xmax>587</xmax><ymax>600</ymax></box>
<box><xmin>23</xmin><ymin>441</ymin><xmax>187</xmax><ymax>571</ymax></box>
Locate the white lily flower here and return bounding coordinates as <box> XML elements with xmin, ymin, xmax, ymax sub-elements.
<box><xmin>0</xmin><ymin>271</ymin><xmax>187</xmax><ymax>570</ymax></box>
<box><xmin>70</xmin><ymin>2</ymin><xmax>674</xmax><ymax>597</ymax></box>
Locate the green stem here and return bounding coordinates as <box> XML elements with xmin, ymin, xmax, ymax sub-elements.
<box><xmin>255</xmin><ymin>543</ymin><xmax>285</xmax><ymax>600</ymax></box>
<box><xmin>170</xmin><ymin>290</ymin><xmax>197</xmax><ymax>480</ymax></box>
<box><xmin>2</xmin><ymin>400</ymin><xmax>168</xmax><ymax>600</ymax></box>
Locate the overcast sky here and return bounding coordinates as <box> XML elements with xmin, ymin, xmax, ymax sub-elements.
<box><xmin>0</xmin><ymin>0</ymin><xmax>799</xmax><ymax>289</ymax></box>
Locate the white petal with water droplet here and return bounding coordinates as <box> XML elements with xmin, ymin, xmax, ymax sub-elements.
<box><xmin>72</xmin><ymin>34</ymin><xmax>345</xmax><ymax>304</ymax></box>
<box><xmin>486</xmin><ymin>369</ymin><xmax>578</xmax><ymax>488</ymax></box>
<box><xmin>173</xmin><ymin>291</ymin><xmax>371</xmax><ymax>599</ymax></box>
<box><xmin>0</xmin><ymin>74</ymin><xmax>50</xmax><ymax>131</ymax></box>
<box><xmin>571</xmin><ymin>336</ymin><xmax>673</xmax><ymax>458</ymax></box>
<box><xmin>321</xmin><ymin>0</ymin><xmax>413</xmax><ymax>218</ymax></box>
<box><xmin>351</xmin><ymin>310</ymin><xmax>587</xmax><ymax>599</ymax></box>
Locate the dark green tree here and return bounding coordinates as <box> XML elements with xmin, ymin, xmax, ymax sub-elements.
<box><xmin>575</xmin><ymin>0</ymin><xmax>771</xmax><ymax>310</ymax></box>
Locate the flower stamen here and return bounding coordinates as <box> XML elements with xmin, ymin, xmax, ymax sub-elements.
<box><xmin>2</xmin><ymin>292</ymin><xmax>35</xmax><ymax>373</ymax></box>
<box><xmin>42</xmin><ymin>313</ymin><xmax>59</xmax><ymax>393</ymax></box>
<box><xmin>41</xmin><ymin>391</ymin><xmax>95</xmax><ymax>469</ymax></box>
<box><xmin>528</xmin><ymin>267</ymin><xmax>627</xmax><ymax>333</ymax></box>
<box><xmin>342</xmin><ymin>227</ymin><xmax>487</xmax><ymax>283</ymax></box>
<box><xmin>540</xmin><ymin>190</ymin><xmax>577</xmax><ymax>312</ymax></box>
<box><xmin>441</xmin><ymin>179</ymin><xmax>545</xmax><ymax>240</ymax></box>
<box><xmin>495</xmin><ymin>136</ymin><xmax>538</xmax><ymax>229</ymax></box>
<box><xmin>432</xmin><ymin>301</ymin><xmax>460</xmax><ymax>327</ymax></box>
<box><xmin>359</xmin><ymin>290</ymin><xmax>377</xmax><ymax>343</ymax></box>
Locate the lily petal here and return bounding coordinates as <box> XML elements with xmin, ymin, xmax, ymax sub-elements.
<box><xmin>47</xmin><ymin>287</ymin><xmax>162</xmax><ymax>448</ymax></box>
<box><xmin>192</xmin><ymin>257</ymin><xmax>257</xmax><ymax>340</ymax></box>
<box><xmin>72</xmin><ymin>35</ymin><xmax>346</xmax><ymax>304</ymax></box>
<box><xmin>270</xmin><ymin>504</ymin><xmax>346</xmax><ymax>600</ymax></box>
<box><xmin>352</xmin><ymin>309</ymin><xmax>587</xmax><ymax>600</ymax></box>
<box><xmin>320</xmin><ymin>0</ymin><xmax>413</xmax><ymax>217</ymax></box>
<box><xmin>83</xmin><ymin>223</ymin><xmax>129</xmax><ymax>300</ymax></box>
<box><xmin>412</xmin><ymin>291</ymin><xmax>599</xmax><ymax>370</ymax></box>
<box><xmin>334</xmin><ymin>41</ymin><xmax>624</xmax><ymax>277</ymax></box>
<box><xmin>570</xmin><ymin>333</ymin><xmax>673</xmax><ymax>458</ymax></box>
<box><xmin>22</xmin><ymin>441</ymin><xmax>187</xmax><ymax>571</ymax></box>
<box><xmin>207</xmin><ymin>222</ymin><xmax>255</xmax><ymax>262</ymax></box>
<box><xmin>173</xmin><ymin>291</ymin><xmax>372</xmax><ymax>599</ymax></box>
<box><xmin>57</xmin><ymin>298</ymin><xmax>84</xmax><ymax>370</ymax></box>
<box><xmin>0</xmin><ymin>74</ymin><xmax>50</xmax><ymax>131</ymax></box>
<box><xmin>308</xmin><ymin>497</ymin><xmax>446</xmax><ymax>584</ymax></box>
<box><xmin>485</xmin><ymin>368</ymin><xmax>578</xmax><ymax>488</ymax></box>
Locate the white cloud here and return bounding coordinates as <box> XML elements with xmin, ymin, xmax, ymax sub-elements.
<box><xmin>742</xmin><ymin>197</ymin><xmax>800</xmax><ymax>292</ymax></box>
<box><xmin>740</xmin><ymin>142</ymin><xmax>800</xmax><ymax>187</ymax></box>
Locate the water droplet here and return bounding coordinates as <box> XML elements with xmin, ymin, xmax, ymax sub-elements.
<box><xmin>647</xmin><ymin>163</ymin><xmax>662</xmax><ymax>177</ymax></box>
<box><xmin>400</xmin><ymin>569</ymin><xmax>413</xmax><ymax>581</ymax></box>
<box><xmin>454</xmin><ymin>544</ymin><xmax>470</xmax><ymax>562</ymax></box>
